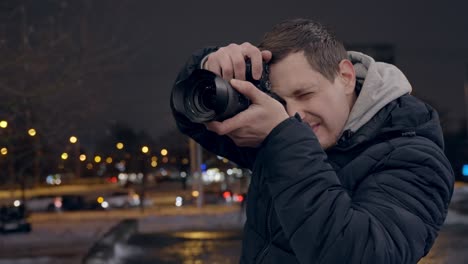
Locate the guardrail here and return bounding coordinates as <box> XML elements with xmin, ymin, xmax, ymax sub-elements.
<box><xmin>82</xmin><ymin>219</ymin><xmax>138</xmax><ymax>264</ymax></box>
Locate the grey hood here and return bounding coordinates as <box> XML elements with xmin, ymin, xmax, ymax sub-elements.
<box><xmin>343</xmin><ymin>51</ymin><xmax>412</xmax><ymax>133</ymax></box>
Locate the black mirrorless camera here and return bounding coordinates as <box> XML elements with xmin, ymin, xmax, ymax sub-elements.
<box><xmin>171</xmin><ymin>61</ymin><xmax>279</xmax><ymax>123</ymax></box>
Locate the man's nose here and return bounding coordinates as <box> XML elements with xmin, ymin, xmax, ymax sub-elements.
<box><xmin>286</xmin><ymin>105</ymin><xmax>305</xmax><ymax>119</ymax></box>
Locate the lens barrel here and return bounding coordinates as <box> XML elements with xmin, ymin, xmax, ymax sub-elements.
<box><xmin>171</xmin><ymin>61</ymin><xmax>271</xmax><ymax>123</ymax></box>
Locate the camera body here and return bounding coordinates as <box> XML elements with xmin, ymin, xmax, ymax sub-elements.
<box><xmin>171</xmin><ymin>61</ymin><xmax>272</xmax><ymax>123</ymax></box>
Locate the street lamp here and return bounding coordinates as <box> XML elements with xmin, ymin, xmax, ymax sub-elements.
<box><xmin>1</xmin><ymin>147</ymin><xmax>7</xmax><ymax>155</ymax></box>
<box><xmin>69</xmin><ymin>136</ymin><xmax>78</xmax><ymax>144</ymax></box>
<box><xmin>94</xmin><ymin>155</ymin><xmax>102</xmax><ymax>163</ymax></box>
<box><xmin>161</xmin><ymin>148</ymin><xmax>168</xmax><ymax>156</ymax></box>
<box><xmin>141</xmin><ymin>146</ymin><xmax>149</xmax><ymax>154</ymax></box>
<box><xmin>28</xmin><ymin>128</ymin><xmax>36</xmax><ymax>137</ymax></box>
<box><xmin>68</xmin><ymin>136</ymin><xmax>81</xmax><ymax>179</ymax></box>
<box><xmin>61</xmin><ymin>152</ymin><xmax>68</xmax><ymax>160</ymax></box>
<box><xmin>79</xmin><ymin>154</ymin><xmax>86</xmax><ymax>161</ymax></box>
<box><xmin>0</xmin><ymin>120</ymin><xmax>7</xmax><ymax>128</ymax></box>
<box><xmin>116</xmin><ymin>142</ymin><xmax>124</xmax><ymax>150</ymax></box>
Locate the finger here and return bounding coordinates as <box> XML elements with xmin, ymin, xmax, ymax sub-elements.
<box><xmin>249</xmin><ymin>51</ymin><xmax>263</xmax><ymax>80</ymax></box>
<box><xmin>230</xmin><ymin>79</ymin><xmax>267</xmax><ymax>104</ymax></box>
<box><xmin>241</xmin><ymin>43</ymin><xmax>263</xmax><ymax>80</ymax></box>
<box><xmin>228</xmin><ymin>46</ymin><xmax>246</xmax><ymax>80</ymax></box>
<box><xmin>219</xmin><ymin>55</ymin><xmax>234</xmax><ymax>81</ymax></box>
<box><xmin>261</xmin><ymin>50</ymin><xmax>272</xmax><ymax>63</ymax></box>
<box><xmin>216</xmin><ymin>48</ymin><xmax>234</xmax><ymax>80</ymax></box>
<box><xmin>205</xmin><ymin>121</ymin><xmax>222</xmax><ymax>133</ymax></box>
<box><xmin>214</xmin><ymin>111</ymin><xmax>249</xmax><ymax>135</ymax></box>
<box><xmin>204</xmin><ymin>55</ymin><xmax>222</xmax><ymax>76</ymax></box>
<box><xmin>205</xmin><ymin>115</ymin><xmax>245</xmax><ymax>135</ymax></box>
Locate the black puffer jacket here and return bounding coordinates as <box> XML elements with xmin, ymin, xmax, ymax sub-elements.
<box><xmin>171</xmin><ymin>48</ymin><xmax>454</xmax><ymax>264</ymax></box>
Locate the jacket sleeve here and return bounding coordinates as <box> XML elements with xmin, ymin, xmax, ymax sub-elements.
<box><xmin>171</xmin><ymin>47</ymin><xmax>258</xmax><ymax>169</ymax></box>
<box><xmin>259</xmin><ymin>117</ymin><xmax>454</xmax><ymax>264</ymax></box>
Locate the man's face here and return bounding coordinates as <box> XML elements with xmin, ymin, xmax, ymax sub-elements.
<box><xmin>269</xmin><ymin>51</ymin><xmax>356</xmax><ymax>149</ymax></box>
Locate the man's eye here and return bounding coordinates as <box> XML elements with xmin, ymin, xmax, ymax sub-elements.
<box><xmin>299</xmin><ymin>92</ymin><xmax>314</xmax><ymax>98</ymax></box>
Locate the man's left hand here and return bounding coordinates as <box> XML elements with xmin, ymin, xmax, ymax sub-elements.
<box><xmin>205</xmin><ymin>79</ymin><xmax>289</xmax><ymax>148</ymax></box>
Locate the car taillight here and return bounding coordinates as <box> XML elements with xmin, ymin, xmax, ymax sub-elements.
<box><xmin>222</xmin><ymin>191</ymin><xmax>231</xmax><ymax>199</ymax></box>
<box><xmin>234</xmin><ymin>194</ymin><xmax>244</xmax><ymax>202</ymax></box>
<box><xmin>54</xmin><ymin>197</ymin><xmax>62</xmax><ymax>208</ymax></box>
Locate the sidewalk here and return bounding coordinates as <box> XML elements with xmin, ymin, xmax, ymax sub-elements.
<box><xmin>0</xmin><ymin>204</ymin><xmax>243</xmax><ymax>261</ymax></box>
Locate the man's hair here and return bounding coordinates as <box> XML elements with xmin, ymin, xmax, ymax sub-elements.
<box><xmin>258</xmin><ymin>18</ymin><xmax>347</xmax><ymax>82</ymax></box>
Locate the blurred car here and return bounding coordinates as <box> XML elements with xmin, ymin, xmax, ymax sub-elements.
<box><xmin>52</xmin><ymin>195</ymin><xmax>86</xmax><ymax>211</ymax></box>
<box><xmin>177</xmin><ymin>190</ymin><xmax>245</xmax><ymax>207</ymax></box>
<box><xmin>202</xmin><ymin>190</ymin><xmax>244</xmax><ymax>205</ymax></box>
<box><xmin>0</xmin><ymin>203</ymin><xmax>31</xmax><ymax>234</ymax></box>
<box><xmin>26</xmin><ymin>195</ymin><xmax>56</xmax><ymax>212</ymax></box>
<box><xmin>97</xmin><ymin>190</ymin><xmax>140</xmax><ymax>209</ymax></box>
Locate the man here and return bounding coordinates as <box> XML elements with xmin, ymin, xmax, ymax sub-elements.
<box><xmin>171</xmin><ymin>18</ymin><xmax>454</xmax><ymax>264</ymax></box>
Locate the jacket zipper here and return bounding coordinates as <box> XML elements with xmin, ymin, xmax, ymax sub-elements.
<box><xmin>255</xmin><ymin>198</ymin><xmax>273</xmax><ymax>264</ymax></box>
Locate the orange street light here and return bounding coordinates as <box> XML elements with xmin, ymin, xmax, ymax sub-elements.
<box><xmin>141</xmin><ymin>146</ymin><xmax>149</xmax><ymax>154</ymax></box>
<box><xmin>69</xmin><ymin>136</ymin><xmax>78</xmax><ymax>144</ymax></box>
<box><xmin>0</xmin><ymin>121</ymin><xmax>7</xmax><ymax>128</ymax></box>
<box><xmin>28</xmin><ymin>128</ymin><xmax>37</xmax><ymax>137</ymax></box>
<box><xmin>161</xmin><ymin>148</ymin><xmax>168</xmax><ymax>156</ymax></box>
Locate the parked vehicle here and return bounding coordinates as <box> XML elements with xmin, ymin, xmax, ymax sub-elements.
<box><xmin>103</xmin><ymin>190</ymin><xmax>140</xmax><ymax>209</ymax></box>
<box><xmin>52</xmin><ymin>195</ymin><xmax>86</xmax><ymax>211</ymax></box>
<box><xmin>26</xmin><ymin>195</ymin><xmax>56</xmax><ymax>212</ymax></box>
<box><xmin>0</xmin><ymin>204</ymin><xmax>31</xmax><ymax>234</ymax></box>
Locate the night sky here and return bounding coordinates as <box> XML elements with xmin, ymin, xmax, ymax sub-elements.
<box><xmin>2</xmin><ymin>0</ymin><xmax>467</xmax><ymax>149</ymax></box>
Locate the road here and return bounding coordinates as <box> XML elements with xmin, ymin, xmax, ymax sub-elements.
<box><xmin>104</xmin><ymin>224</ymin><xmax>468</xmax><ymax>264</ymax></box>
<box><xmin>418</xmin><ymin>224</ymin><xmax>468</xmax><ymax>264</ymax></box>
<box><xmin>1</xmin><ymin>182</ymin><xmax>468</xmax><ymax>263</ymax></box>
<box><xmin>2</xmin><ymin>208</ymin><xmax>468</xmax><ymax>264</ymax></box>
<box><xmin>123</xmin><ymin>230</ymin><xmax>243</xmax><ymax>264</ymax></box>
<box><xmin>0</xmin><ymin>203</ymin><xmax>243</xmax><ymax>264</ymax></box>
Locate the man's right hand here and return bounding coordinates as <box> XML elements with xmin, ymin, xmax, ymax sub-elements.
<box><xmin>204</xmin><ymin>42</ymin><xmax>272</xmax><ymax>81</ymax></box>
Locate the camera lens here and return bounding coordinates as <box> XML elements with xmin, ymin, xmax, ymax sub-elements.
<box><xmin>172</xmin><ymin>64</ymin><xmax>272</xmax><ymax>123</ymax></box>
<box><xmin>197</xmin><ymin>81</ymin><xmax>217</xmax><ymax>111</ymax></box>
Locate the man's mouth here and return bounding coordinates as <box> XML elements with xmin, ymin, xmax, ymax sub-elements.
<box><xmin>310</xmin><ymin>123</ymin><xmax>320</xmax><ymax>133</ymax></box>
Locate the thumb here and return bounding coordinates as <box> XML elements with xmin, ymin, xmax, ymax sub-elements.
<box><xmin>261</xmin><ymin>50</ymin><xmax>272</xmax><ymax>63</ymax></box>
<box><xmin>230</xmin><ymin>79</ymin><xmax>267</xmax><ymax>104</ymax></box>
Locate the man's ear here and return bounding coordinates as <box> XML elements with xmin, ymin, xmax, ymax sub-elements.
<box><xmin>338</xmin><ymin>59</ymin><xmax>356</xmax><ymax>95</ymax></box>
